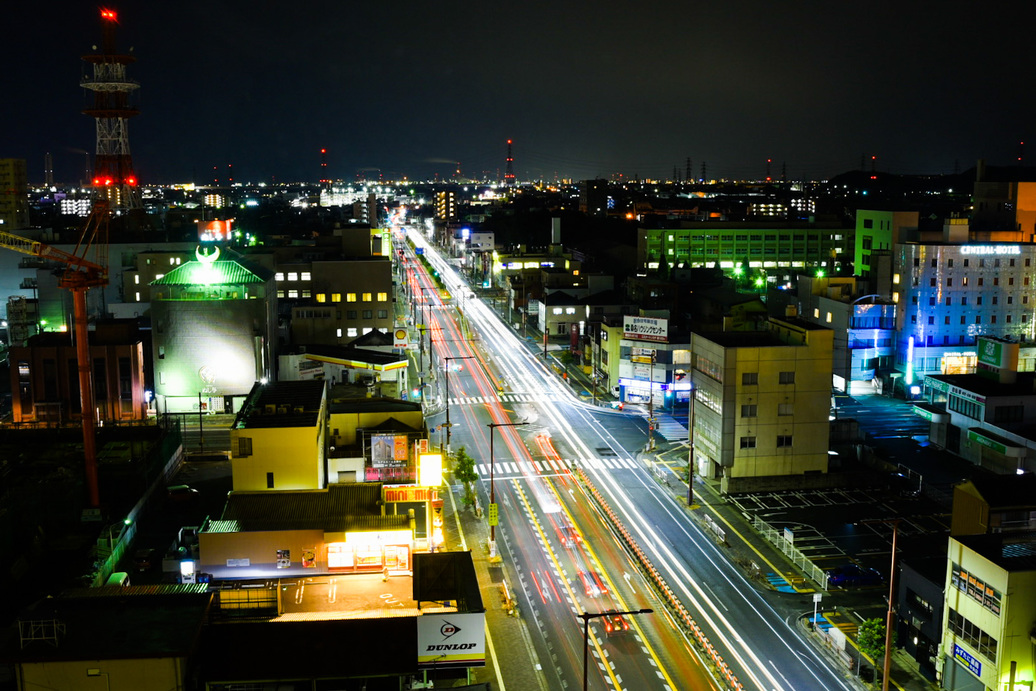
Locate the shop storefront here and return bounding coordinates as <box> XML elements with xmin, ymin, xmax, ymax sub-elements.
<box><xmin>326</xmin><ymin>530</ymin><xmax>412</xmax><ymax>573</ymax></box>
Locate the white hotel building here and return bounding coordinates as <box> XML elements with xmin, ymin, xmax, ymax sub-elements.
<box><xmin>894</xmin><ymin>242</ymin><xmax>1036</xmax><ymax>379</ymax></box>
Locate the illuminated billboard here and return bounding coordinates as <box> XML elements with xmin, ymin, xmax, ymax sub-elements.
<box><xmin>199</xmin><ymin>218</ymin><xmax>233</xmax><ymax>242</ymax></box>
<box><xmin>371</xmin><ymin>434</ymin><xmax>409</xmax><ymax>467</ymax></box>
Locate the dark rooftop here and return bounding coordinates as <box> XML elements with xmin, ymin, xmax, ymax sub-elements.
<box><xmin>0</xmin><ymin>585</ymin><xmax>211</xmax><ymax>663</ymax></box>
<box><xmin>956</xmin><ymin>532</ymin><xmax>1036</xmax><ymax>572</ymax></box>
<box><xmin>233</xmin><ymin>380</ymin><xmax>325</xmax><ymax>429</ymax></box>
<box><xmin>330</xmin><ymin>397</ymin><xmax>422</xmax><ymax>415</ymax></box>
<box><xmin>927</xmin><ymin>372</ymin><xmax>1036</xmax><ymax>398</ymax></box>
<box><xmin>213</xmin><ymin>483</ymin><xmax>408</xmax><ymax>533</ymax></box>
<box><xmin>967</xmin><ymin>473</ymin><xmax>1036</xmax><ymax>509</ymax></box>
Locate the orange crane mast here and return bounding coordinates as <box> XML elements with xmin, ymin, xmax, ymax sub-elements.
<box><xmin>0</xmin><ymin>200</ymin><xmax>110</xmax><ymax>507</ymax></box>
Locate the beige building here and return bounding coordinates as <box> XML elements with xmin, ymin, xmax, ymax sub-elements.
<box><xmin>230</xmin><ymin>380</ymin><xmax>327</xmax><ymax>491</ymax></box>
<box><xmin>942</xmin><ymin>532</ymin><xmax>1036</xmax><ymax>691</ymax></box>
<box><xmin>690</xmin><ymin>317</ymin><xmax>833</xmax><ymax>493</ymax></box>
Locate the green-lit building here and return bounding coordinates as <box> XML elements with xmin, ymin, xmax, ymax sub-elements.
<box><xmin>151</xmin><ymin>251</ymin><xmax>277</xmax><ymax>414</ymax></box>
<box><xmin>636</xmin><ymin>221</ymin><xmax>848</xmax><ymax>286</ymax></box>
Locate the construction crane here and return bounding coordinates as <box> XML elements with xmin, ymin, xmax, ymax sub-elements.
<box><xmin>0</xmin><ymin>200</ymin><xmax>110</xmax><ymax>507</ymax></box>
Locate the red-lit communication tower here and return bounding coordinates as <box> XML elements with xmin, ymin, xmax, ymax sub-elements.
<box><xmin>504</xmin><ymin>139</ymin><xmax>516</xmax><ymax>185</ymax></box>
<box><xmin>82</xmin><ymin>8</ymin><xmax>141</xmax><ymax>213</ymax></box>
<box><xmin>320</xmin><ymin>148</ymin><xmax>331</xmax><ymax>189</ymax></box>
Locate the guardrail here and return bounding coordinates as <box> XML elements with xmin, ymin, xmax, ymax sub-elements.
<box><xmin>750</xmin><ymin>515</ymin><xmax>828</xmax><ymax>590</ymax></box>
<box><xmin>577</xmin><ymin>468</ymin><xmax>744</xmax><ymax>691</ymax></box>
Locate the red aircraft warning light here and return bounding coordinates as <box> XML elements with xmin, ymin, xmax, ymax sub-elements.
<box><xmin>100</xmin><ymin>8</ymin><xmax>117</xmax><ymax>21</ymax></box>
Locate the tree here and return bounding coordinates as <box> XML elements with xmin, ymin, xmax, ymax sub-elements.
<box><xmin>453</xmin><ymin>446</ymin><xmax>479</xmax><ymax>507</ymax></box>
<box><xmin>857</xmin><ymin>617</ymin><xmax>896</xmax><ymax>682</ymax></box>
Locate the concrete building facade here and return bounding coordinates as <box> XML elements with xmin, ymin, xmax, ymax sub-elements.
<box><xmin>690</xmin><ymin>317</ymin><xmax>833</xmax><ymax>493</ymax></box>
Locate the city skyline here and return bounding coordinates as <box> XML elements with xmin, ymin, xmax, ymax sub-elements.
<box><xmin>3</xmin><ymin>1</ymin><xmax>1034</xmax><ymax>185</ymax></box>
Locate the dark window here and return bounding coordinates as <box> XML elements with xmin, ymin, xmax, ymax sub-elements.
<box><xmin>777</xmin><ymin>435</ymin><xmax>793</xmax><ymax>447</ymax></box>
<box><xmin>238</xmin><ymin>437</ymin><xmax>253</xmax><ymax>457</ymax></box>
<box><xmin>739</xmin><ymin>436</ymin><xmax>756</xmax><ymax>449</ymax></box>
<box><xmin>267</xmin><ymin>472</ymin><xmax>275</xmax><ymax>489</ymax></box>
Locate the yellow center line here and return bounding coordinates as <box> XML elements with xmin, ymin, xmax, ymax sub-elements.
<box><xmin>540</xmin><ymin>477</ymin><xmax>684</xmax><ymax>690</ymax></box>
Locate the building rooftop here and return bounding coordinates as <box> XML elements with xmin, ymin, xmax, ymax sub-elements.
<box><xmin>0</xmin><ymin>585</ymin><xmax>211</xmax><ymax>663</ymax></box>
<box><xmin>966</xmin><ymin>473</ymin><xmax>1036</xmax><ymax>510</ymax></box>
<box><xmin>233</xmin><ymin>380</ymin><xmax>325</xmax><ymax>429</ymax></box>
<box><xmin>927</xmin><ymin>372</ymin><xmax>1036</xmax><ymax>398</ymax></box>
<box><xmin>214</xmin><ymin>483</ymin><xmax>407</xmax><ymax>533</ymax></box>
<box><xmin>329</xmin><ymin>397</ymin><xmax>422</xmax><ymax>415</ymax></box>
<box><xmin>694</xmin><ymin>331</ymin><xmax>787</xmax><ymax>348</ymax></box>
<box><xmin>152</xmin><ymin>258</ymin><xmax>273</xmax><ymax>286</ymax></box>
<box><xmin>957</xmin><ymin>531</ymin><xmax>1036</xmax><ymax>572</ymax></box>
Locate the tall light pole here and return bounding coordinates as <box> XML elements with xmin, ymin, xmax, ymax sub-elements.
<box><xmin>687</xmin><ymin>379</ymin><xmax>695</xmax><ymax>506</ymax></box>
<box><xmin>486</xmin><ymin>421</ymin><xmax>527</xmax><ymax>559</ymax></box>
<box><xmin>442</xmin><ymin>355</ymin><xmax>473</xmax><ymax>453</ymax></box>
<box><xmin>580</xmin><ymin>608</ymin><xmax>652</xmax><ymax>691</ymax></box>
<box><xmin>859</xmin><ymin>517</ymin><xmax>900</xmax><ymax>691</ymax></box>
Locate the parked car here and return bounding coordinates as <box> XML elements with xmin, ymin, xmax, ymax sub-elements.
<box><xmin>167</xmin><ymin>484</ymin><xmax>200</xmax><ymax>504</ymax></box>
<box><xmin>603</xmin><ymin>611</ymin><xmax>630</xmax><ymax>636</ymax></box>
<box><xmin>132</xmin><ymin>548</ymin><xmax>155</xmax><ymax>572</ymax></box>
<box><xmin>827</xmin><ymin>564</ymin><xmax>883</xmax><ymax>587</ymax></box>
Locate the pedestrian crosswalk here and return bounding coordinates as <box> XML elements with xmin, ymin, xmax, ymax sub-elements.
<box><xmin>450</xmin><ymin>392</ymin><xmax>564</xmax><ymax>406</ymax></box>
<box><xmin>653</xmin><ymin>413</ymin><xmax>690</xmax><ymax>442</ymax></box>
<box><xmin>476</xmin><ymin>456</ymin><xmax>639</xmax><ymax>478</ymax></box>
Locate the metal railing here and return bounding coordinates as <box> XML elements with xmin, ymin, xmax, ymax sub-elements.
<box><xmin>751</xmin><ymin>515</ymin><xmax>828</xmax><ymax>590</ymax></box>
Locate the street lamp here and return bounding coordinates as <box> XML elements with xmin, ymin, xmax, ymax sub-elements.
<box><xmin>579</xmin><ymin>608</ymin><xmax>653</xmax><ymax>691</ymax></box>
<box><xmin>487</xmin><ymin>421</ymin><xmax>528</xmax><ymax>559</ymax></box>
<box><xmin>442</xmin><ymin>355</ymin><xmax>473</xmax><ymax>453</ymax></box>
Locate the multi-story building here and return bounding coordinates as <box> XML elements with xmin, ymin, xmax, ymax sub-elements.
<box><xmin>229</xmin><ymin>380</ymin><xmax>327</xmax><ymax>491</ymax></box>
<box><xmin>434</xmin><ymin>190</ymin><xmax>457</xmax><ymax>221</ymax></box>
<box><xmin>7</xmin><ymin>321</ymin><xmax>148</xmax><ymax>424</ymax></box>
<box><xmin>942</xmin><ymin>531</ymin><xmax>1036</xmax><ymax>691</ymax></box>
<box><xmin>918</xmin><ymin>337</ymin><xmax>1036</xmax><ymax>474</ymax></box>
<box><xmin>121</xmin><ymin>249</ymin><xmax>194</xmax><ymax>304</ymax></box>
<box><xmin>690</xmin><ymin>317</ymin><xmax>833</xmax><ymax>493</ymax></box>
<box><xmin>151</xmin><ymin>254</ymin><xmax>276</xmax><ymax>414</ymax></box>
<box><xmin>893</xmin><ymin>240</ymin><xmax>1036</xmax><ymax>378</ymax></box>
<box><xmin>287</xmin><ymin>260</ymin><xmax>394</xmax><ymax>345</ymax></box>
<box><xmin>0</xmin><ymin>158</ymin><xmax>30</xmax><ymax>230</ymax></box>
<box><xmin>637</xmin><ymin>220</ymin><xmax>848</xmax><ymax>286</ymax></box>
<box><xmin>771</xmin><ymin>276</ymin><xmax>896</xmax><ymax>393</ymax></box>
<box><xmin>853</xmin><ymin>209</ymin><xmax>919</xmax><ymax>277</ymax></box>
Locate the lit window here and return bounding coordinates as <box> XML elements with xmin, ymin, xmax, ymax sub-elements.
<box><xmin>363</xmin><ymin>327</ymin><xmax>373</xmax><ymax>334</ymax></box>
<box><xmin>893</xmin><ymin>273</ymin><xmax>900</xmax><ymax>284</ymax></box>
<box><xmin>275</xmin><ymin>272</ymin><xmax>285</xmax><ymax>281</ymax></box>
<box><xmin>336</xmin><ymin>328</ymin><xmax>342</xmax><ymax>337</ymax></box>
<box><xmin>332</xmin><ymin>293</ymin><xmax>342</xmax><ymax>302</ymax></box>
<box><xmin>813</xmin><ymin>308</ymin><xmax>820</xmax><ymax>318</ymax></box>
<box><xmin>175</xmin><ymin>257</ymin><xmax>181</xmax><ymax>265</ymax></box>
<box><xmin>134</xmin><ymin>275</ymin><xmax>140</xmax><ymax>285</ymax></box>
<box><xmin>288</xmin><ymin>290</ymin><xmax>298</xmax><ymax>298</ymax></box>
<box><xmin>301</xmin><ymin>272</ymin><xmax>311</xmax><ymax>281</ymax></box>
<box><xmin>170</xmin><ymin>258</ymin><xmax>176</xmax><ymax>265</ymax></box>
<box><xmin>553</xmin><ymin>308</ymin><xmax>563</xmax><ymax>315</ymax></box>
<box><xmin>347</xmin><ymin>327</ymin><xmax>358</xmax><ymax>337</ymax></box>
<box><xmin>277</xmin><ymin>290</ymin><xmax>286</xmax><ymax>298</ymax></box>
<box><xmin>287</xmin><ymin>272</ymin><xmax>298</xmax><ymax>281</ymax></box>
<box><xmin>362</xmin><ymin>292</ymin><xmax>372</xmax><ymax>302</ymax></box>
<box><xmin>565</xmin><ymin>307</ymin><xmax>576</xmax><ymax>314</ymax></box>
<box><xmin>826</xmin><ymin>312</ymin><xmax>832</xmax><ymax>323</ymax></box>
<box><xmin>155</xmin><ymin>273</ymin><xmax>164</xmax><ymax>280</ymax></box>
<box><xmin>346</xmin><ymin>293</ymin><xmax>357</xmax><ymax>302</ymax></box>
<box><xmin>316</xmin><ymin>293</ymin><xmax>326</xmax><ymax>303</ymax></box>
<box><xmin>302</xmin><ymin>289</ymin><xmax>311</xmax><ymax>298</ymax></box>
<box><xmin>377</xmin><ymin>292</ymin><xmax>388</xmax><ymax>301</ymax></box>
<box><xmin>134</xmin><ymin>292</ymin><xmax>140</xmax><ymax>301</ymax></box>
<box><xmin>893</xmin><ymin>292</ymin><xmax>899</xmax><ymax>303</ymax></box>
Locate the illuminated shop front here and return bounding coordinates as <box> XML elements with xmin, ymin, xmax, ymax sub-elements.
<box><xmin>326</xmin><ymin>529</ymin><xmax>412</xmax><ymax>573</ymax></box>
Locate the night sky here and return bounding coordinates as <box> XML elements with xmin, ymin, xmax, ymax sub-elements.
<box><xmin>4</xmin><ymin>1</ymin><xmax>1034</xmax><ymax>185</ymax></box>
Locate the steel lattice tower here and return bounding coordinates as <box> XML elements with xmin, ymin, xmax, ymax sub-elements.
<box><xmin>82</xmin><ymin>8</ymin><xmax>141</xmax><ymax>213</ymax></box>
<box><xmin>504</xmin><ymin>139</ymin><xmax>516</xmax><ymax>185</ymax></box>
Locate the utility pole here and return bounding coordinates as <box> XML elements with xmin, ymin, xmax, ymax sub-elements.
<box><xmin>647</xmin><ymin>349</ymin><xmax>656</xmax><ymax>451</ymax></box>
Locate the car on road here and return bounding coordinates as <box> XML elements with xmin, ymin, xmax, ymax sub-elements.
<box><xmin>827</xmin><ymin>563</ymin><xmax>883</xmax><ymax>587</ymax></box>
<box><xmin>556</xmin><ymin>523</ymin><xmax>582</xmax><ymax>548</ymax></box>
<box><xmin>603</xmin><ymin>611</ymin><xmax>629</xmax><ymax>636</ymax></box>
<box><xmin>167</xmin><ymin>484</ymin><xmax>200</xmax><ymax>504</ymax></box>
<box><xmin>578</xmin><ymin>570</ymin><xmax>607</xmax><ymax>598</ymax></box>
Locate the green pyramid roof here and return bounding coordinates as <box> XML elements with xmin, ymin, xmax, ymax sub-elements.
<box><xmin>151</xmin><ymin>260</ymin><xmax>269</xmax><ymax>287</ymax></box>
